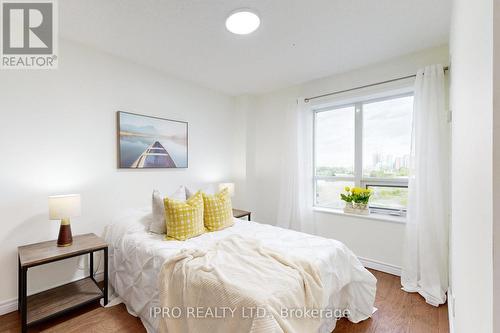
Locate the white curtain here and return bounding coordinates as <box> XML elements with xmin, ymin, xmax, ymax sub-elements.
<box><xmin>276</xmin><ymin>98</ymin><xmax>315</xmax><ymax>234</ymax></box>
<box><xmin>401</xmin><ymin>64</ymin><xmax>449</xmax><ymax>306</ymax></box>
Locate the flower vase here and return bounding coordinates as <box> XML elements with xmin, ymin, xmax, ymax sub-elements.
<box><xmin>343</xmin><ymin>202</ymin><xmax>355</xmax><ymax>214</ymax></box>
<box><xmin>353</xmin><ymin>202</ymin><xmax>370</xmax><ymax>215</ymax></box>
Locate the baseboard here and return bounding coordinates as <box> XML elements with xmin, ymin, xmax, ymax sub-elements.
<box><xmin>447</xmin><ymin>287</ymin><xmax>455</xmax><ymax>333</ymax></box>
<box><xmin>358</xmin><ymin>256</ymin><xmax>402</xmax><ymax>276</ymax></box>
<box><xmin>0</xmin><ymin>271</ymin><xmax>104</xmax><ymax>316</ymax></box>
<box><xmin>0</xmin><ymin>298</ymin><xmax>17</xmax><ymax>316</ymax></box>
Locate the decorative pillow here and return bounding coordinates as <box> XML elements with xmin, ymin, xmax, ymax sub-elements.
<box><xmin>164</xmin><ymin>191</ymin><xmax>205</xmax><ymax>241</ymax></box>
<box><xmin>150</xmin><ymin>186</ymin><xmax>186</xmax><ymax>234</ymax></box>
<box><xmin>186</xmin><ymin>184</ymin><xmax>217</xmax><ymax>198</ymax></box>
<box><xmin>202</xmin><ymin>188</ymin><xmax>234</xmax><ymax>231</ymax></box>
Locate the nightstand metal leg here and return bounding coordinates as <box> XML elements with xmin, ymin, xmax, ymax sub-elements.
<box><xmin>21</xmin><ymin>267</ymin><xmax>27</xmax><ymax>333</ymax></box>
<box><xmin>103</xmin><ymin>247</ymin><xmax>108</xmax><ymax>306</ymax></box>
<box><xmin>18</xmin><ymin>257</ymin><xmax>21</xmax><ymax>312</ymax></box>
<box><xmin>89</xmin><ymin>251</ymin><xmax>94</xmax><ymax>281</ymax></box>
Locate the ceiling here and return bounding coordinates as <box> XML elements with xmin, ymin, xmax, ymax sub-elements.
<box><xmin>60</xmin><ymin>0</ymin><xmax>451</xmax><ymax>95</ymax></box>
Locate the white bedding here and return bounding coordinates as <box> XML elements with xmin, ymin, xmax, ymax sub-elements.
<box><xmin>105</xmin><ymin>208</ymin><xmax>376</xmax><ymax>333</ymax></box>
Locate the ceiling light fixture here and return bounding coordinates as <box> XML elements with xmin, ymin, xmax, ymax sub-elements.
<box><xmin>225</xmin><ymin>10</ymin><xmax>260</xmax><ymax>35</ymax></box>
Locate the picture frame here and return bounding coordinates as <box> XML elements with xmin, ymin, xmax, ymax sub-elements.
<box><xmin>117</xmin><ymin>111</ymin><xmax>188</xmax><ymax>169</ymax></box>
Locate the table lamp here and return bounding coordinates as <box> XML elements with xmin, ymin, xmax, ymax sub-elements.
<box><xmin>218</xmin><ymin>183</ymin><xmax>235</xmax><ymax>197</ymax></box>
<box><xmin>48</xmin><ymin>194</ymin><xmax>81</xmax><ymax>247</ymax></box>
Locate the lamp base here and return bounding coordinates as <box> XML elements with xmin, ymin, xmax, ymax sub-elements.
<box><xmin>57</xmin><ymin>218</ymin><xmax>73</xmax><ymax>247</ymax></box>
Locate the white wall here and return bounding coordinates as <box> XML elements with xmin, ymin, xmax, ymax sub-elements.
<box><xmin>0</xmin><ymin>39</ymin><xmax>245</xmax><ymax>304</ymax></box>
<box><xmin>449</xmin><ymin>0</ymin><xmax>494</xmax><ymax>332</ymax></box>
<box><xmin>494</xmin><ymin>1</ymin><xmax>500</xmax><ymax>331</ymax></box>
<box><xmin>244</xmin><ymin>45</ymin><xmax>449</xmax><ymax>269</ymax></box>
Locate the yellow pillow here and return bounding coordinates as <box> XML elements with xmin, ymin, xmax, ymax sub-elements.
<box><xmin>164</xmin><ymin>191</ymin><xmax>205</xmax><ymax>241</ymax></box>
<box><xmin>202</xmin><ymin>188</ymin><xmax>234</xmax><ymax>231</ymax></box>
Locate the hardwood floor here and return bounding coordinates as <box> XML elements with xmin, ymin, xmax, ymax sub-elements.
<box><xmin>0</xmin><ymin>303</ymin><xmax>145</xmax><ymax>333</ymax></box>
<box><xmin>0</xmin><ymin>270</ymin><xmax>448</xmax><ymax>333</ymax></box>
<box><xmin>334</xmin><ymin>270</ymin><xmax>449</xmax><ymax>333</ymax></box>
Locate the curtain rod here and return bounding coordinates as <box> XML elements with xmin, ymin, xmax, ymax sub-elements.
<box><xmin>304</xmin><ymin>66</ymin><xmax>449</xmax><ymax>103</ymax></box>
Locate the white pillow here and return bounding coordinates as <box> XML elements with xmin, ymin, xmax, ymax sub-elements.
<box><xmin>186</xmin><ymin>184</ymin><xmax>217</xmax><ymax>198</ymax></box>
<box><xmin>150</xmin><ymin>186</ymin><xmax>186</xmax><ymax>234</ymax></box>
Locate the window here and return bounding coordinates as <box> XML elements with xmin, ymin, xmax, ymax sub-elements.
<box><xmin>313</xmin><ymin>93</ymin><xmax>413</xmax><ymax>215</ymax></box>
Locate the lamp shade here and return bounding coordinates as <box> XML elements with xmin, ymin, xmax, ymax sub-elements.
<box><xmin>48</xmin><ymin>194</ymin><xmax>81</xmax><ymax>220</ymax></box>
<box><xmin>218</xmin><ymin>183</ymin><xmax>235</xmax><ymax>197</ymax></box>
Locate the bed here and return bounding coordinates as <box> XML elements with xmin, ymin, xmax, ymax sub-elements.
<box><xmin>104</xmin><ymin>208</ymin><xmax>376</xmax><ymax>333</ymax></box>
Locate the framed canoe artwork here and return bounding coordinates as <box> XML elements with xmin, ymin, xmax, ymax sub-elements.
<box><xmin>117</xmin><ymin>111</ymin><xmax>188</xmax><ymax>168</ymax></box>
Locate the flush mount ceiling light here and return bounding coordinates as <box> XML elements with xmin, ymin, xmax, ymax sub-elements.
<box><xmin>225</xmin><ymin>10</ymin><xmax>260</xmax><ymax>35</ymax></box>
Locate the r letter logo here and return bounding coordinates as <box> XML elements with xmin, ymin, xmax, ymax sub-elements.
<box><xmin>1</xmin><ymin>0</ymin><xmax>57</xmax><ymax>69</ymax></box>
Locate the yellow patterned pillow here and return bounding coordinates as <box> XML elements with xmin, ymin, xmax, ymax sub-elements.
<box><xmin>164</xmin><ymin>191</ymin><xmax>205</xmax><ymax>241</ymax></box>
<box><xmin>202</xmin><ymin>188</ymin><xmax>234</xmax><ymax>231</ymax></box>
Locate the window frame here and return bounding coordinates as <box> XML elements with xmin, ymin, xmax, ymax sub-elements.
<box><xmin>312</xmin><ymin>91</ymin><xmax>413</xmax><ymax>216</ymax></box>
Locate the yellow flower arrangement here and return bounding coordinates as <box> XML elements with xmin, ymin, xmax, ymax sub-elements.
<box><xmin>340</xmin><ymin>186</ymin><xmax>372</xmax><ymax>204</ymax></box>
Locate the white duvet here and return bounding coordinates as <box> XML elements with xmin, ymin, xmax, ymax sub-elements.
<box><xmin>105</xmin><ymin>208</ymin><xmax>376</xmax><ymax>333</ymax></box>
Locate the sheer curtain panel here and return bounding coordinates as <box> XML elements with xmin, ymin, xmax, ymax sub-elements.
<box><xmin>401</xmin><ymin>64</ymin><xmax>450</xmax><ymax>306</ymax></box>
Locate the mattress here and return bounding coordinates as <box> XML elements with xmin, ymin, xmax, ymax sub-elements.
<box><xmin>104</xmin><ymin>208</ymin><xmax>376</xmax><ymax>333</ymax></box>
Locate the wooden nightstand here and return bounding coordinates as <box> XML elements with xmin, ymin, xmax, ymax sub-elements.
<box><xmin>18</xmin><ymin>233</ymin><xmax>108</xmax><ymax>333</ymax></box>
<box><xmin>233</xmin><ymin>209</ymin><xmax>251</xmax><ymax>221</ymax></box>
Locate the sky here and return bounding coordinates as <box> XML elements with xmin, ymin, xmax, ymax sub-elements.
<box><xmin>316</xmin><ymin>105</ymin><xmax>355</xmax><ymax>170</ymax></box>
<box><xmin>315</xmin><ymin>95</ymin><xmax>413</xmax><ymax>169</ymax></box>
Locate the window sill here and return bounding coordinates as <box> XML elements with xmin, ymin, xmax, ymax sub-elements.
<box><xmin>312</xmin><ymin>207</ymin><xmax>407</xmax><ymax>224</ymax></box>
